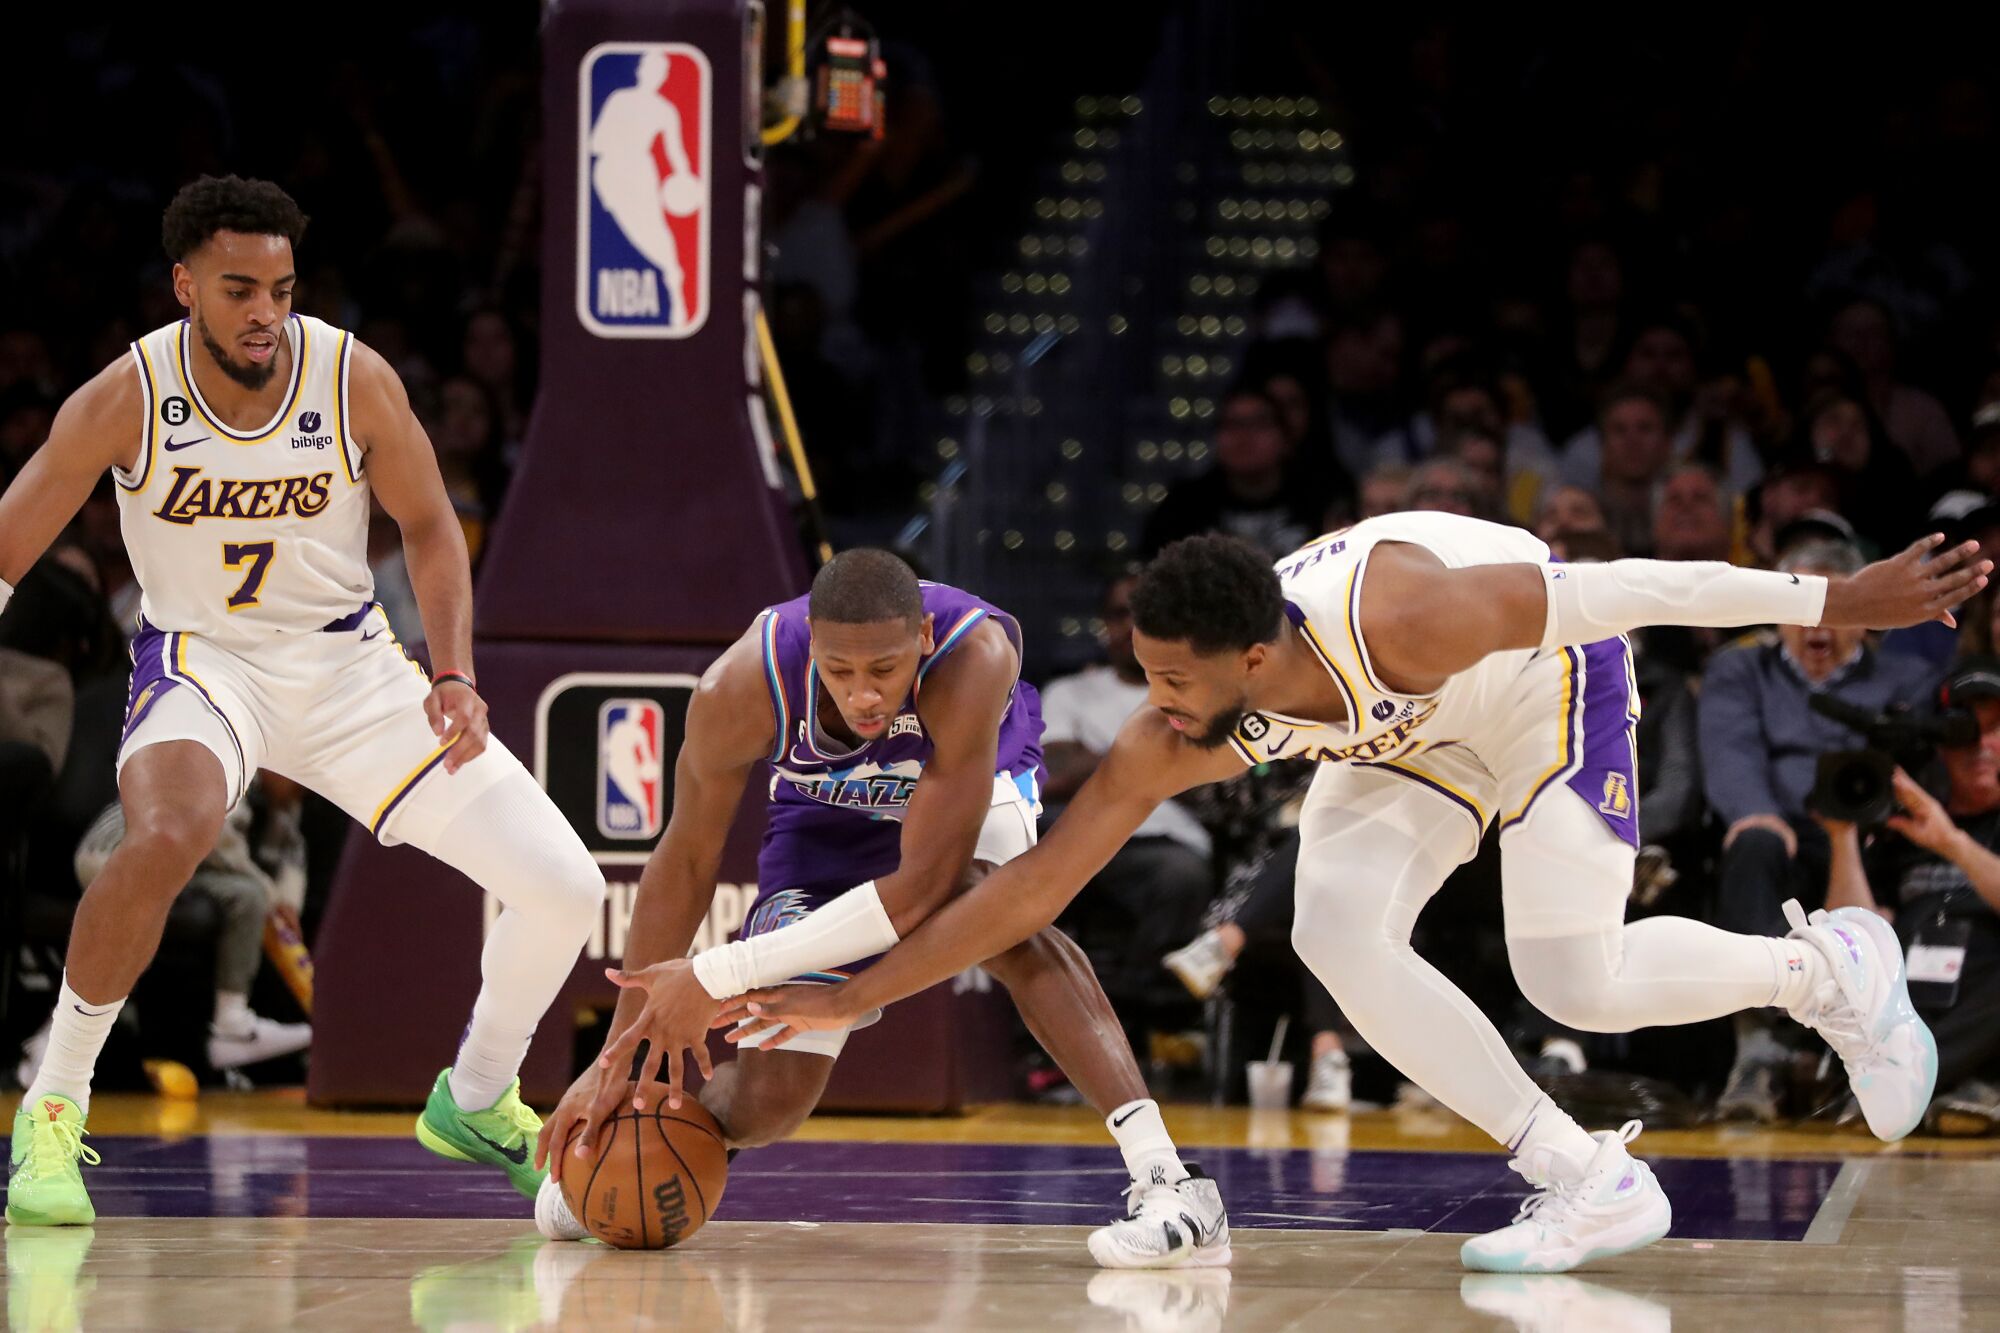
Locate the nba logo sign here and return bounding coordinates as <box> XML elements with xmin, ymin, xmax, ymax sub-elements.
<box><xmin>577</xmin><ymin>42</ymin><xmax>711</xmax><ymax>338</ymax></box>
<box><xmin>597</xmin><ymin>699</ymin><xmax>666</xmax><ymax>839</ymax></box>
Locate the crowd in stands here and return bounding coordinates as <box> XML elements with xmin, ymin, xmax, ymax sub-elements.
<box><xmin>7</xmin><ymin>13</ymin><xmax>2000</xmax><ymax>1132</ymax></box>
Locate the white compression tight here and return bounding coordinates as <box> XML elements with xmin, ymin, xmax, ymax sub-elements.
<box><xmin>405</xmin><ymin>767</ymin><xmax>606</xmax><ymax>1110</ymax></box>
<box><xmin>1291</xmin><ymin>784</ymin><xmax>1800</xmax><ymax>1146</ymax></box>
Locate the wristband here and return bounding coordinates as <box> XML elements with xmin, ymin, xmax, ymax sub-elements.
<box><xmin>432</xmin><ymin>670</ymin><xmax>478</xmax><ymax>692</ymax></box>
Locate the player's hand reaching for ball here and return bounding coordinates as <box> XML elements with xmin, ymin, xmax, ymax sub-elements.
<box><xmin>535</xmin><ymin>1061</ymin><xmax>629</xmax><ymax>1182</ymax></box>
<box><xmin>1819</xmin><ymin>535</ymin><xmax>1990</xmax><ymax>630</ymax></box>
<box><xmin>595</xmin><ymin>959</ymin><xmax>719</xmax><ymax>1111</ymax></box>
<box><xmin>718</xmin><ymin>981</ymin><xmax>865</xmax><ymax>1051</ymax></box>
<box><xmin>426</xmin><ymin>678</ymin><xmax>489</xmax><ymax>774</ymax></box>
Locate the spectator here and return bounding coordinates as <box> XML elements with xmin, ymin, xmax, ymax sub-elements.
<box><xmin>1535</xmin><ymin>483</ymin><xmax>1608</xmax><ymax>547</ymax></box>
<box><xmin>1356</xmin><ymin>462</ymin><xmax>1413</xmax><ymax>521</ymax></box>
<box><xmin>1242</xmin><ymin>339</ymin><xmax>1347</xmax><ymax>510</ymax></box>
<box><xmin>460</xmin><ymin>307</ymin><xmax>531</xmax><ymax>459</ymax></box>
<box><xmin>1653</xmin><ymin>462</ymin><xmax>1735</xmax><ymax>563</ymax></box>
<box><xmin>1746</xmin><ymin>452</ymin><xmax>1844</xmax><ymax>567</ymax></box>
<box><xmin>1795</xmin><ymin>388</ymin><xmax>1925</xmax><ymax>554</ymax></box>
<box><xmin>1561</xmin><ymin>316</ymin><xmax>1763</xmax><ymax>499</ymax></box>
<box><xmin>1698</xmin><ymin>539</ymin><xmax>1940</xmax><ymax>1119</ymax></box>
<box><xmin>1821</xmin><ymin>658</ymin><xmax>2000</xmax><ymax>1133</ymax></box>
<box><xmin>1324</xmin><ymin>309</ymin><xmax>1406</xmax><ymax>479</ymax></box>
<box><xmin>1580</xmin><ymin>384</ymin><xmax>1675</xmax><ymax>557</ymax></box>
<box><xmin>426</xmin><ymin>375</ymin><xmax>509</xmax><ymax>563</ymax></box>
<box><xmin>71</xmin><ymin>794</ymin><xmax>312</xmax><ymax>1073</ymax></box>
<box><xmin>1142</xmin><ymin>387</ymin><xmax>1332</xmax><ymax>558</ymax></box>
<box><xmin>1826</xmin><ymin>298</ymin><xmax>1961</xmax><ymax>477</ymax></box>
<box><xmin>1041</xmin><ymin>575</ymin><xmax>1214</xmax><ymax>1035</ymax></box>
<box><xmin>1546</xmin><ymin>236</ymin><xmax>1630</xmax><ymax>442</ymax></box>
<box><xmin>1408</xmin><ymin>456</ymin><xmax>1480</xmax><ymax>517</ymax></box>
<box><xmin>1442</xmin><ymin>426</ymin><xmax>1510</xmax><ymax>522</ymax></box>
<box><xmin>1371</xmin><ymin>358</ymin><xmax>1558</xmax><ymax>517</ymax></box>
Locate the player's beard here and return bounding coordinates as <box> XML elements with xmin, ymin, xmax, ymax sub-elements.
<box><xmin>1186</xmin><ymin>694</ymin><xmax>1252</xmax><ymax>750</ymax></box>
<box><xmin>196</xmin><ymin>311</ymin><xmax>279</xmax><ymax>391</ymax></box>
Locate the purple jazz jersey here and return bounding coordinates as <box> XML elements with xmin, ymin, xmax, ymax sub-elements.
<box><xmin>1561</xmin><ymin>635</ymin><xmax>1641</xmax><ymax>848</ymax></box>
<box><xmin>752</xmin><ymin>582</ymin><xmax>1044</xmax><ymax>902</ymax></box>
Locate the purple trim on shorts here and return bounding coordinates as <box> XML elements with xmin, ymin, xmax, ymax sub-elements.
<box><xmin>1354</xmin><ymin>759</ymin><xmax>1484</xmax><ymax>830</ymax></box>
<box><xmin>120</xmin><ymin>623</ymin><xmax>177</xmax><ymax>743</ymax></box>
<box><xmin>1562</xmin><ymin>636</ymin><xmax>1642</xmax><ymax>848</ymax></box>
<box><xmin>369</xmin><ymin>748</ymin><xmax>452</xmax><ymax>837</ymax></box>
<box><xmin>320</xmin><ymin>601</ymin><xmax>379</xmax><ymax>633</ymax></box>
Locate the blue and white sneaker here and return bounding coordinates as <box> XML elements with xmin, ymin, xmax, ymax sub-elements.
<box><xmin>1783</xmin><ymin>900</ymin><xmax>1938</xmax><ymax>1142</ymax></box>
<box><xmin>1088</xmin><ymin>1165</ymin><xmax>1232</xmax><ymax>1270</ymax></box>
<box><xmin>1460</xmin><ymin>1120</ymin><xmax>1672</xmax><ymax>1273</ymax></box>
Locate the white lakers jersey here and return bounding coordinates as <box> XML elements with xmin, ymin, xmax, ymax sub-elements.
<box><xmin>1227</xmin><ymin>512</ymin><xmax>1553</xmax><ymax>768</ymax></box>
<box><xmin>116</xmin><ymin>315</ymin><xmax>372</xmax><ymax>649</ymax></box>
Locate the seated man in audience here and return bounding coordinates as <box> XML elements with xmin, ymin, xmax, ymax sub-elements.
<box><xmin>1821</xmin><ymin>657</ymin><xmax>2000</xmax><ymax>1133</ymax></box>
<box><xmin>1041</xmin><ymin>574</ymin><xmax>1215</xmax><ymax>1043</ymax></box>
<box><xmin>1698</xmin><ymin>538</ymin><xmax>1940</xmax><ymax>1119</ymax></box>
<box><xmin>1142</xmin><ymin>387</ymin><xmax>1332</xmax><ymax>558</ymax></box>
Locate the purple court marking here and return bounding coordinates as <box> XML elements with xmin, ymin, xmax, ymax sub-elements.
<box><xmin>74</xmin><ymin>1136</ymin><xmax>1839</xmax><ymax>1242</ymax></box>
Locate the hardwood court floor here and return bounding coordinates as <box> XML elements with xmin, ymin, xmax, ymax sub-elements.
<box><xmin>4</xmin><ymin>1094</ymin><xmax>1997</xmax><ymax>1330</ymax></box>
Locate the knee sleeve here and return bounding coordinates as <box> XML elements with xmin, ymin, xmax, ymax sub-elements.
<box><xmin>421</xmin><ymin>769</ymin><xmax>606</xmax><ymax>930</ymax></box>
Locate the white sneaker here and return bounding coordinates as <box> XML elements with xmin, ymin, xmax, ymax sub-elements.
<box><xmin>1459</xmin><ymin>1121</ymin><xmax>1672</xmax><ymax>1273</ymax></box>
<box><xmin>535</xmin><ymin>1175</ymin><xmax>590</xmax><ymax>1241</ymax></box>
<box><xmin>1089</xmin><ymin>1166</ymin><xmax>1232</xmax><ymax>1270</ymax></box>
<box><xmin>206</xmin><ymin>1014</ymin><xmax>312</xmax><ymax>1070</ymax></box>
<box><xmin>1782</xmin><ymin>900</ymin><xmax>1937</xmax><ymax>1141</ymax></box>
<box><xmin>1162</xmin><ymin>931</ymin><xmax>1233</xmax><ymax>1001</ymax></box>
<box><xmin>1459</xmin><ymin>1273</ymin><xmax>1672</xmax><ymax>1332</ymax></box>
<box><xmin>1299</xmin><ymin>1049</ymin><xmax>1351</xmax><ymax>1112</ymax></box>
<box><xmin>1087</xmin><ymin>1268</ymin><xmax>1232</xmax><ymax>1333</ymax></box>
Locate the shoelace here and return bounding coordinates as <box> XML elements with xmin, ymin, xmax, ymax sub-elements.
<box><xmin>1798</xmin><ymin>980</ymin><xmax>1872</xmax><ymax>1059</ymax></box>
<box><xmin>30</xmin><ymin>1120</ymin><xmax>100</xmax><ymax>1178</ymax></box>
<box><xmin>497</xmin><ymin>1096</ymin><xmax>541</xmax><ymax>1147</ymax></box>
<box><xmin>1505</xmin><ymin>1120</ymin><xmax>1643</xmax><ymax>1234</ymax></box>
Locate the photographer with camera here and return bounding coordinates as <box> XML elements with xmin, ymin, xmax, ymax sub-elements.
<box><xmin>1698</xmin><ymin>538</ymin><xmax>1941</xmax><ymax>1119</ymax></box>
<box><xmin>1820</xmin><ymin>658</ymin><xmax>2000</xmax><ymax>1133</ymax></box>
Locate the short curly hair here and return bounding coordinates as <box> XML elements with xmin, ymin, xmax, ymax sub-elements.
<box><xmin>810</xmin><ymin>547</ymin><xmax>923</xmax><ymax>626</ymax></box>
<box><xmin>160</xmin><ymin>175</ymin><xmax>309</xmax><ymax>263</ymax></box>
<box><xmin>1131</xmin><ymin>534</ymin><xmax>1285</xmax><ymax>654</ymax></box>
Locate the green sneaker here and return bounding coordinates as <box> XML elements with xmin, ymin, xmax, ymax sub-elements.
<box><xmin>7</xmin><ymin>1096</ymin><xmax>99</xmax><ymax>1226</ymax></box>
<box><xmin>414</xmin><ymin>1070</ymin><xmax>547</xmax><ymax>1199</ymax></box>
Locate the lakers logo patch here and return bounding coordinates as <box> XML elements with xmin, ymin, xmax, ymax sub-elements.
<box><xmin>1599</xmin><ymin>772</ymin><xmax>1632</xmax><ymax>817</ymax></box>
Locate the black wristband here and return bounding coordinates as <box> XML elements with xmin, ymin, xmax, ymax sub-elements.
<box><xmin>432</xmin><ymin>670</ymin><xmax>478</xmax><ymax>693</ymax></box>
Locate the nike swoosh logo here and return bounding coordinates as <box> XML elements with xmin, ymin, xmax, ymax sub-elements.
<box><xmin>1110</xmin><ymin>1107</ymin><xmax>1143</xmax><ymax>1129</ymax></box>
<box><xmin>466</xmin><ymin>1125</ymin><xmax>529</xmax><ymax>1165</ymax></box>
<box><xmin>1790</xmin><ymin>574</ymin><xmax>1801</xmax><ymax>585</ymax></box>
<box><xmin>360</xmin><ymin>629</ymin><xmax>383</xmax><ymax>642</ymax></box>
<box><xmin>73</xmin><ymin>1004</ymin><xmax>115</xmax><ymax>1016</ymax></box>
<box><xmin>1265</xmin><ymin>729</ymin><xmax>1296</xmax><ymax>757</ymax></box>
<box><xmin>163</xmin><ymin>436</ymin><xmax>209</xmax><ymax>452</ymax></box>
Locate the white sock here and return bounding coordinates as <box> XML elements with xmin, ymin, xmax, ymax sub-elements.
<box><xmin>25</xmin><ymin>974</ymin><xmax>126</xmax><ymax>1115</ymax></box>
<box><xmin>448</xmin><ymin>1005</ymin><xmax>536</xmax><ymax>1113</ymax></box>
<box><xmin>1106</xmin><ymin>1098</ymin><xmax>1190</xmax><ymax>1187</ymax></box>
<box><xmin>1506</xmin><ymin>1094</ymin><xmax>1599</xmax><ymax>1166</ymax></box>
<box><xmin>1766</xmin><ymin>936</ymin><xmax>1830</xmax><ymax>1011</ymax></box>
<box><xmin>214</xmin><ymin>990</ymin><xmax>254</xmax><ymax>1036</ymax></box>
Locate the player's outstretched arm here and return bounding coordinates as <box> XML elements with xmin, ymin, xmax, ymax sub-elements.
<box><xmin>871</xmin><ymin>618</ymin><xmax>1015</xmax><ymax>932</ymax></box>
<box><xmin>0</xmin><ymin>358</ymin><xmax>142</xmax><ymax>594</ymax></box>
<box><xmin>725</xmin><ymin>709</ymin><xmax>1242</xmax><ymax>1044</ymax></box>
<box><xmin>1360</xmin><ymin>535</ymin><xmax>1992</xmax><ymax>692</ymax></box>
<box><xmin>349</xmin><ymin>341</ymin><xmax>486</xmax><ymax>772</ymax></box>
<box><xmin>538</xmin><ymin>629</ymin><xmax>771</xmax><ymax>1173</ymax></box>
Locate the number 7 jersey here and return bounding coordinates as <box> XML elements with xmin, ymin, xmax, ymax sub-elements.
<box><xmin>115</xmin><ymin>314</ymin><xmax>374</xmax><ymax>648</ymax></box>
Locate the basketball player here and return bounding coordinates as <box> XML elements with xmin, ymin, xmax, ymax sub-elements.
<box><xmin>714</xmin><ymin>514</ymin><xmax>1984</xmax><ymax>1274</ymax></box>
<box><xmin>534</xmin><ymin>550</ymin><xmax>1231</xmax><ymax>1269</ymax></box>
<box><xmin>0</xmin><ymin>177</ymin><xmax>605</xmax><ymax>1224</ymax></box>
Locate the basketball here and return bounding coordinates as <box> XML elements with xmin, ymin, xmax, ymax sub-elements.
<box><xmin>559</xmin><ymin>1087</ymin><xmax>728</xmax><ymax>1250</ymax></box>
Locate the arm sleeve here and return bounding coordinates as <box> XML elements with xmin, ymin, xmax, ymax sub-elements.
<box><xmin>1539</xmin><ymin>560</ymin><xmax>1825</xmax><ymax>653</ymax></box>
